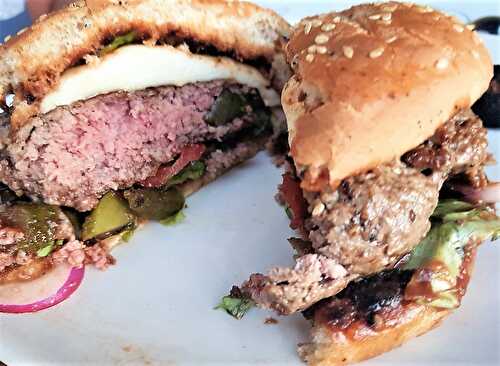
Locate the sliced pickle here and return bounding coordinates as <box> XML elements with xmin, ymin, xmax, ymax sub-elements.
<box><xmin>204</xmin><ymin>89</ymin><xmax>247</xmax><ymax>126</ymax></box>
<box><xmin>100</xmin><ymin>31</ymin><xmax>137</xmax><ymax>56</ymax></box>
<box><xmin>124</xmin><ymin>187</ymin><xmax>185</xmax><ymax>220</ymax></box>
<box><xmin>81</xmin><ymin>192</ymin><xmax>136</xmax><ymax>241</ymax></box>
<box><xmin>0</xmin><ymin>203</ymin><xmax>63</xmax><ymax>255</ymax></box>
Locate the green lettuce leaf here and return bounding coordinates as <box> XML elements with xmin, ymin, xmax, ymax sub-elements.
<box><xmin>167</xmin><ymin>161</ymin><xmax>205</xmax><ymax>188</ymax></box>
<box><xmin>431</xmin><ymin>199</ymin><xmax>474</xmax><ymax>218</ymax></box>
<box><xmin>100</xmin><ymin>31</ymin><xmax>137</xmax><ymax>56</ymax></box>
<box><xmin>36</xmin><ymin>242</ymin><xmax>54</xmax><ymax>257</ymax></box>
<box><xmin>404</xmin><ymin>200</ymin><xmax>500</xmax><ymax>308</ymax></box>
<box><xmin>36</xmin><ymin>239</ymin><xmax>64</xmax><ymax>258</ymax></box>
<box><xmin>216</xmin><ymin>286</ymin><xmax>254</xmax><ymax>319</ymax></box>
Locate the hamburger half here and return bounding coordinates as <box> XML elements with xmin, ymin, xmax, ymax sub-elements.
<box><xmin>221</xmin><ymin>2</ymin><xmax>500</xmax><ymax>365</ymax></box>
<box><xmin>0</xmin><ymin>0</ymin><xmax>290</xmax><ymax>307</ymax></box>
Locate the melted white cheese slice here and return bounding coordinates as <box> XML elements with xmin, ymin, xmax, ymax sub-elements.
<box><xmin>40</xmin><ymin>44</ymin><xmax>280</xmax><ymax>114</ymax></box>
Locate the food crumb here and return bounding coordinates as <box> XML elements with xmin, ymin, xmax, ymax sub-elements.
<box><xmin>264</xmin><ymin>317</ymin><xmax>279</xmax><ymax>325</ymax></box>
<box><xmin>122</xmin><ymin>345</ymin><xmax>132</xmax><ymax>353</ymax></box>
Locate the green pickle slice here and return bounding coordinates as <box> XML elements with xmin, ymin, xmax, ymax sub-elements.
<box><xmin>204</xmin><ymin>89</ymin><xmax>247</xmax><ymax>126</ymax></box>
<box><xmin>81</xmin><ymin>192</ymin><xmax>136</xmax><ymax>241</ymax></box>
<box><xmin>0</xmin><ymin>203</ymin><xmax>63</xmax><ymax>255</ymax></box>
<box><xmin>124</xmin><ymin>187</ymin><xmax>185</xmax><ymax>221</ymax></box>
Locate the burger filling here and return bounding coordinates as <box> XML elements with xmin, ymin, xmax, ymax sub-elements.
<box><xmin>222</xmin><ymin>109</ymin><xmax>500</xmax><ymax>319</ymax></box>
<box><xmin>1</xmin><ymin>81</ymin><xmax>277</xmax><ymax>211</ymax></box>
<box><xmin>0</xmin><ymin>33</ymin><xmax>285</xmax><ymax>281</ymax></box>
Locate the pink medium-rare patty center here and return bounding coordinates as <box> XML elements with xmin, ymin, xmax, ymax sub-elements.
<box><xmin>0</xmin><ymin>81</ymin><xmax>259</xmax><ymax>211</ymax></box>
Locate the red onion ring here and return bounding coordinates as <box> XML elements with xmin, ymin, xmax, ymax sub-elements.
<box><xmin>0</xmin><ymin>265</ymin><xmax>85</xmax><ymax>314</ymax></box>
<box><xmin>452</xmin><ymin>182</ymin><xmax>500</xmax><ymax>203</ymax></box>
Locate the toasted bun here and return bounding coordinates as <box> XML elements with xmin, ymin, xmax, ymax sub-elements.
<box><xmin>0</xmin><ymin>0</ymin><xmax>290</xmax><ymax>128</ymax></box>
<box><xmin>300</xmin><ymin>303</ymin><xmax>449</xmax><ymax>366</ymax></box>
<box><xmin>298</xmin><ymin>247</ymin><xmax>477</xmax><ymax>366</ymax></box>
<box><xmin>282</xmin><ymin>1</ymin><xmax>493</xmax><ymax>191</ymax></box>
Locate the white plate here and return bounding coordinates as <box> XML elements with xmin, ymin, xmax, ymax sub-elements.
<box><xmin>1</xmin><ymin>1</ymin><xmax>499</xmax><ymax>365</ymax></box>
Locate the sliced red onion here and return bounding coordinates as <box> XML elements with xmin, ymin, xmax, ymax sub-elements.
<box><xmin>453</xmin><ymin>182</ymin><xmax>500</xmax><ymax>203</ymax></box>
<box><xmin>0</xmin><ymin>264</ymin><xmax>85</xmax><ymax>314</ymax></box>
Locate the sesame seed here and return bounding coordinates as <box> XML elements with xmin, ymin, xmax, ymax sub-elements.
<box><xmin>306</xmin><ymin>54</ymin><xmax>315</xmax><ymax>63</ymax></box>
<box><xmin>312</xmin><ymin>202</ymin><xmax>325</xmax><ymax>217</ymax></box>
<box><xmin>382</xmin><ymin>13</ymin><xmax>392</xmax><ymax>21</ymax></box>
<box><xmin>453</xmin><ymin>24</ymin><xmax>464</xmax><ymax>32</ymax></box>
<box><xmin>321</xmin><ymin>23</ymin><xmax>336</xmax><ymax>32</ymax></box>
<box><xmin>312</xmin><ymin>19</ymin><xmax>323</xmax><ymax>27</ymax></box>
<box><xmin>291</xmin><ymin>55</ymin><xmax>299</xmax><ymax>68</ymax></box>
<box><xmin>343</xmin><ymin>46</ymin><xmax>354</xmax><ymax>58</ymax></box>
<box><xmin>368</xmin><ymin>14</ymin><xmax>381</xmax><ymax>20</ymax></box>
<box><xmin>386</xmin><ymin>35</ymin><xmax>398</xmax><ymax>43</ymax></box>
<box><xmin>435</xmin><ymin>58</ymin><xmax>449</xmax><ymax>69</ymax></box>
<box><xmin>333</xmin><ymin>16</ymin><xmax>341</xmax><ymax>23</ymax></box>
<box><xmin>16</xmin><ymin>28</ymin><xmax>27</xmax><ymax>36</ymax></box>
<box><xmin>39</xmin><ymin>14</ymin><xmax>47</xmax><ymax>20</ymax></box>
<box><xmin>381</xmin><ymin>4</ymin><xmax>398</xmax><ymax>12</ymax></box>
<box><xmin>304</xmin><ymin>22</ymin><xmax>312</xmax><ymax>34</ymax></box>
<box><xmin>316</xmin><ymin>46</ymin><xmax>328</xmax><ymax>54</ymax></box>
<box><xmin>417</xmin><ymin>5</ymin><xmax>433</xmax><ymax>13</ymax></box>
<box><xmin>308</xmin><ymin>45</ymin><xmax>317</xmax><ymax>53</ymax></box>
<box><xmin>4</xmin><ymin>35</ymin><xmax>11</xmax><ymax>42</ymax></box>
<box><xmin>369</xmin><ymin>47</ymin><xmax>384</xmax><ymax>58</ymax></box>
<box><xmin>466</xmin><ymin>24</ymin><xmax>475</xmax><ymax>31</ymax></box>
<box><xmin>315</xmin><ymin>34</ymin><xmax>329</xmax><ymax>44</ymax></box>
<box><xmin>471</xmin><ymin>50</ymin><xmax>480</xmax><ymax>59</ymax></box>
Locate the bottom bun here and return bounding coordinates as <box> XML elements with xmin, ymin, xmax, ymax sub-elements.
<box><xmin>299</xmin><ymin>304</ymin><xmax>449</xmax><ymax>366</ymax></box>
<box><xmin>299</xmin><ymin>248</ymin><xmax>477</xmax><ymax>366</ymax></box>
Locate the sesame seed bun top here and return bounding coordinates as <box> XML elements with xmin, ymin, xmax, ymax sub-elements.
<box><xmin>282</xmin><ymin>1</ymin><xmax>493</xmax><ymax>192</ymax></box>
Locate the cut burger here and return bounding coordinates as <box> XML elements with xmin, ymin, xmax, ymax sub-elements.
<box><xmin>223</xmin><ymin>2</ymin><xmax>500</xmax><ymax>364</ymax></box>
<box><xmin>0</xmin><ymin>0</ymin><xmax>290</xmax><ymax>307</ymax></box>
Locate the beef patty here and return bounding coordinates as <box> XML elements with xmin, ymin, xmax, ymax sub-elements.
<box><xmin>305</xmin><ymin>162</ymin><xmax>440</xmax><ymax>276</ymax></box>
<box><xmin>305</xmin><ymin>109</ymin><xmax>488</xmax><ymax>276</ymax></box>
<box><xmin>0</xmin><ymin>80</ymin><xmax>269</xmax><ymax>211</ymax></box>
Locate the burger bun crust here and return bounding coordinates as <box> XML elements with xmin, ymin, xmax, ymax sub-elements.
<box><xmin>282</xmin><ymin>1</ymin><xmax>493</xmax><ymax>191</ymax></box>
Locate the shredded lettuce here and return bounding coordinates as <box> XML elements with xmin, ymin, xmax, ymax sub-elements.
<box><xmin>36</xmin><ymin>239</ymin><xmax>64</xmax><ymax>258</ymax></box>
<box><xmin>167</xmin><ymin>161</ymin><xmax>205</xmax><ymax>188</ymax></box>
<box><xmin>100</xmin><ymin>31</ymin><xmax>137</xmax><ymax>56</ymax></box>
<box><xmin>404</xmin><ymin>199</ymin><xmax>500</xmax><ymax>308</ymax></box>
<box><xmin>216</xmin><ymin>286</ymin><xmax>254</xmax><ymax>319</ymax></box>
<box><xmin>36</xmin><ymin>243</ymin><xmax>54</xmax><ymax>257</ymax></box>
<box><xmin>216</xmin><ymin>297</ymin><xmax>254</xmax><ymax>320</ymax></box>
<box><xmin>431</xmin><ymin>199</ymin><xmax>474</xmax><ymax>219</ymax></box>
